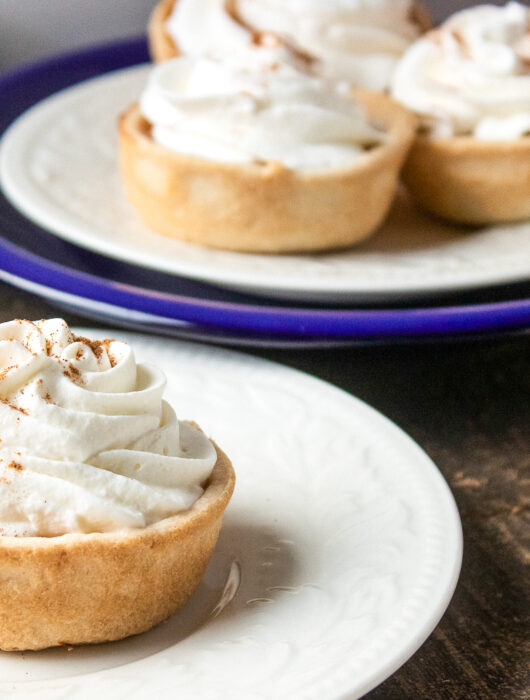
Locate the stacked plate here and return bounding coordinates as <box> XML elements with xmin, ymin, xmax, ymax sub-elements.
<box><xmin>1</xmin><ymin>37</ymin><xmax>529</xmax><ymax>347</ymax></box>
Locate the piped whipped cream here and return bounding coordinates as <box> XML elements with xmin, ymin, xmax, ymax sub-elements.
<box><xmin>391</xmin><ymin>2</ymin><xmax>530</xmax><ymax>140</ymax></box>
<box><xmin>165</xmin><ymin>0</ymin><xmax>424</xmax><ymax>90</ymax></box>
<box><xmin>0</xmin><ymin>319</ymin><xmax>217</xmax><ymax>537</ymax></box>
<box><xmin>140</xmin><ymin>53</ymin><xmax>385</xmax><ymax>172</ymax></box>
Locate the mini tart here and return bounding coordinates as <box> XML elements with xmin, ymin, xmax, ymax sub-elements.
<box><xmin>0</xmin><ymin>436</ymin><xmax>235</xmax><ymax>651</ymax></box>
<box><xmin>148</xmin><ymin>0</ymin><xmax>181</xmax><ymax>63</ymax></box>
<box><xmin>118</xmin><ymin>92</ymin><xmax>417</xmax><ymax>253</ymax></box>
<box><xmin>148</xmin><ymin>0</ymin><xmax>431</xmax><ymax>64</ymax></box>
<box><xmin>403</xmin><ymin>135</ymin><xmax>530</xmax><ymax>225</ymax></box>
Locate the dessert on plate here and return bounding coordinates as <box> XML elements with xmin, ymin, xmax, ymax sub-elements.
<box><xmin>148</xmin><ymin>0</ymin><xmax>430</xmax><ymax>91</ymax></box>
<box><xmin>392</xmin><ymin>2</ymin><xmax>530</xmax><ymax>225</ymax></box>
<box><xmin>0</xmin><ymin>319</ymin><xmax>235</xmax><ymax>651</ymax></box>
<box><xmin>118</xmin><ymin>49</ymin><xmax>417</xmax><ymax>253</ymax></box>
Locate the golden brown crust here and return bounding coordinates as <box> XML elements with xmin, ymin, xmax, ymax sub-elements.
<box><xmin>117</xmin><ymin>92</ymin><xmax>417</xmax><ymax>253</ymax></box>
<box><xmin>403</xmin><ymin>135</ymin><xmax>530</xmax><ymax>225</ymax></box>
<box><xmin>409</xmin><ymin>2</ymin><xmax>432</xmax><ymax>34</ymax></box>
<box><xmin>0</xmin><ymin>435</ymin><xmax>235</xmax><ymax>651</ymax></box>
<box><xmin>148</xmin><ymin>0</ymin><xmax>180</xmax><ymax>62</ymax></box>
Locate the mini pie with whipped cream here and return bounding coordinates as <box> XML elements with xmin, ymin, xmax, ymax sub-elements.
<box><xmin>0</xmin><ymin>319</ymin><xmax>235</xmax><ymax>651</ymax></box>
<box><xmin>118</xmin><ymin>50</ymin><xmax>417</xmax><ymax>253</ymax></box>
<box><xmin>392</xmin><ymin>2</ymin><xmax>530</xmax><ymax>225</ymax></box>
<box><xmin>148</xmin><ymin>0</ymin><xmax>430</xmax><ymax>91</ymax></box>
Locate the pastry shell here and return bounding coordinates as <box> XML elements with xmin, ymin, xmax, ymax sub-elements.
<box><xmin>148</xmin><ymin>0</ymin><xmax>180</xmax><ymax>63</ymax></box>
<box><xmin>403</xmin><ymin>135</ymin><xmax>530</xmax><ymax>225</ymax></box>
<box><xmin>118</xmin><ymin>93</ymin><xmax>417</xmax><ymax>253</ymax></box>
<box><xmin>0</xmin><ymin>437</ymin><xmax>235</xmax><ymax>651</ymax></box>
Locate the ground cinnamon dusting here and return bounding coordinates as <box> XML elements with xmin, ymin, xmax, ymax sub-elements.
<box><xmin>7</xmin><ymin>461</ymin><xmax>23</xmax><ymax>471</ymax></box>
<box><xmin>250</xmin><ymin>30</ymin><xmax>315</xmax><ymax>67</ymax></box>
<box><xmin>63</xmin><ymin>363</ymin><xmax>84</xmax><ymax>385</ymax></box>
<box><xmin>251</xmin><ymin>30</ymin><xmax>281</xmax><ymax>48</ymax></box>
<box><xmin>0</xmin><ymin>365</ymin><xmax>16</xmax><ymax>382</ymax></box>
<box><xmin>451</xmin><ymin>28</ymin><xmax>472</xmax><ymax>58</ymax></box>
<box><xmin>73</xmin><ymin>336</ymin><xmax>116</xmax><ymax>366</ymax></box>
<box><xmin>0</xmin><ymin>399</ymin><xmax>28</xmax><ymax>415</ymax></box>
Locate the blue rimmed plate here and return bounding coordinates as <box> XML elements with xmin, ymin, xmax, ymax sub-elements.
<box><xmin>0</xmin><ymin>37</ymin><xmax>529</xmax><ymax>346</ymax></box>
<box><xmin>1</xmin><ymin>38</ymin><xmax>530</xmax><ymax>304</ymax></box>
<box><xmin>0</xmin><ymin>199</ymin><xmax>529</xmax><ymax>344</ymax></box>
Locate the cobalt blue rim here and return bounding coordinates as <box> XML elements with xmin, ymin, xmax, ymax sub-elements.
<box><xmin>0</xmin><ymin>36</ymin><xmax>529</xmax><ymax>339</ymax></box>
<box><xmin>1</xmin><ymin>232</ymin><xmax>530</xmax><ymax>337</ymax></box>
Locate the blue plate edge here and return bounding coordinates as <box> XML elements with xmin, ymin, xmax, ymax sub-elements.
<box><xmin>0</xmin><ymin>37</ymin><xmax>529</xmax><ymax>339</ymax></box>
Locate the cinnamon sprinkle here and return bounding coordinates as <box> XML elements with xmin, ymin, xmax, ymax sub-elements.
<box><xmin>251</xmin><ymin>30</ymin><xmax>281</xmax><ymax>49</ymax></box>
<box><xmin>0</xmin><ymin>399</ymin><xmax>28</xmax><ymax>415</ymax></box>
<box><xmin>72</xmin><ymin>336</ymin><xmax>117</xmax><ymax>366</ymax></box>
<box><xmin>7</xmin><ymin>461</ymin><xmax>23</xmax><ymax>472</ymax></box>
<box><xmin>450</xmin><ymin>28</ymin><xmax>472</xmax><ymax>58</ymax></box>
<box><xmin>223</xmin><ymin>0</ymin><xmax>315</xmax><ymax>69</ymax></box>
<box><xmin>249</xmin><ymin>30</ymin><xmax>315</xmax><ymax>68</ymax></box>
<box><xmin>0</xmin><ymin>365</ymin><xmax>16</xmax><ymax>382</ymax></box>
<box><xmin>63</xmin><ymin>363</ymin><xmax>84</xmax><ymax>385</ymax></box>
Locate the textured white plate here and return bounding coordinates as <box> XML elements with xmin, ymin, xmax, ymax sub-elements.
<box><xmin>1</xmin><ymin>65</ymin><xmax>530</xmax><ymax>302</ymax></box>
<box><xmin>0</xmin><ymin>332</ymin><xmax>462</xmax><ymax>700</ymax></box>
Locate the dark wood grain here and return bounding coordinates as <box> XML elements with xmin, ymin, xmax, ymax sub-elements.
<box><xmin>0</xmin><ymin>282</ymin><xmax>528</xmax><ymax>698</ymax></box>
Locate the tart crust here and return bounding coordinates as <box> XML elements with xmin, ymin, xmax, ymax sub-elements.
<box><xmin>0</xmin><ymin>435</ymin><xmax>235</xmax><ymax>651</ymax></box>
<box><xmin>118</xmin><ymin>93</ymin><xmax>417</xmax><ymax>253</ymax></box>
<box><xmin>403</xmin><ymin>135</ymin><xmax>530</xmax><ymax>225</ymax></box>
<box><xmin>148</xmin><ymin>0</ymin><xmax>180</xmax><ymax>63</ymax></box>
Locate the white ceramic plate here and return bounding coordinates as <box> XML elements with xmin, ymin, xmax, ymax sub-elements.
<box><xmin>0</xmin><ymin>331</ymin><xmax>462</xmax><ymax>700</ymax></box>
<box><xmin>1</xmin><ymin>65</ymin><xmax>529</xmax><ymax>303</ymax></box>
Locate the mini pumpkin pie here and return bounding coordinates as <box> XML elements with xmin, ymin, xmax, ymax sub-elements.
<box><xmin>148</xmin><ymin>0</ymin><xmax>431</xmax><ymax>91</ymax></box>
<box><xmin>392</xmin><ymin>2</ymin><xmax>530</xmax><ymax>225</ymax></box>
<box><xmin>118</xmin><ymin>52</ymin><xmax>417</xmax><ymax>253</ymax></box>
<box><xmin>0</xmin><ymin>319</ymin><xmax>235</xmax><ymax>651</ymax></box>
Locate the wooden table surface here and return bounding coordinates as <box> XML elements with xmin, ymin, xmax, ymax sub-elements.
<box><xmin>1</xmin><ymin>281</ymin><xmax>528</xmax><ymax>698</ymax></box>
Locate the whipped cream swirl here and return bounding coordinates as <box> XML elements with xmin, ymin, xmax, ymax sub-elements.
<box><xmin>0</xmin><ymin>319</ymin><xmax>217</xmax><ymax>537</ymax></box>
<box><xmin>392</xmin><ymin>2</ymin><xmax>530</xmax><ymax>140</ymax></box>
<box><xmin>140</xmin><ymin>53</ymin><xmax>384</xmax><ymax>172</ymax></box>
<box><xmin>166</xmin><ymin>0</ymin><xmax>424</xmax><ymax>90</ymax></box>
